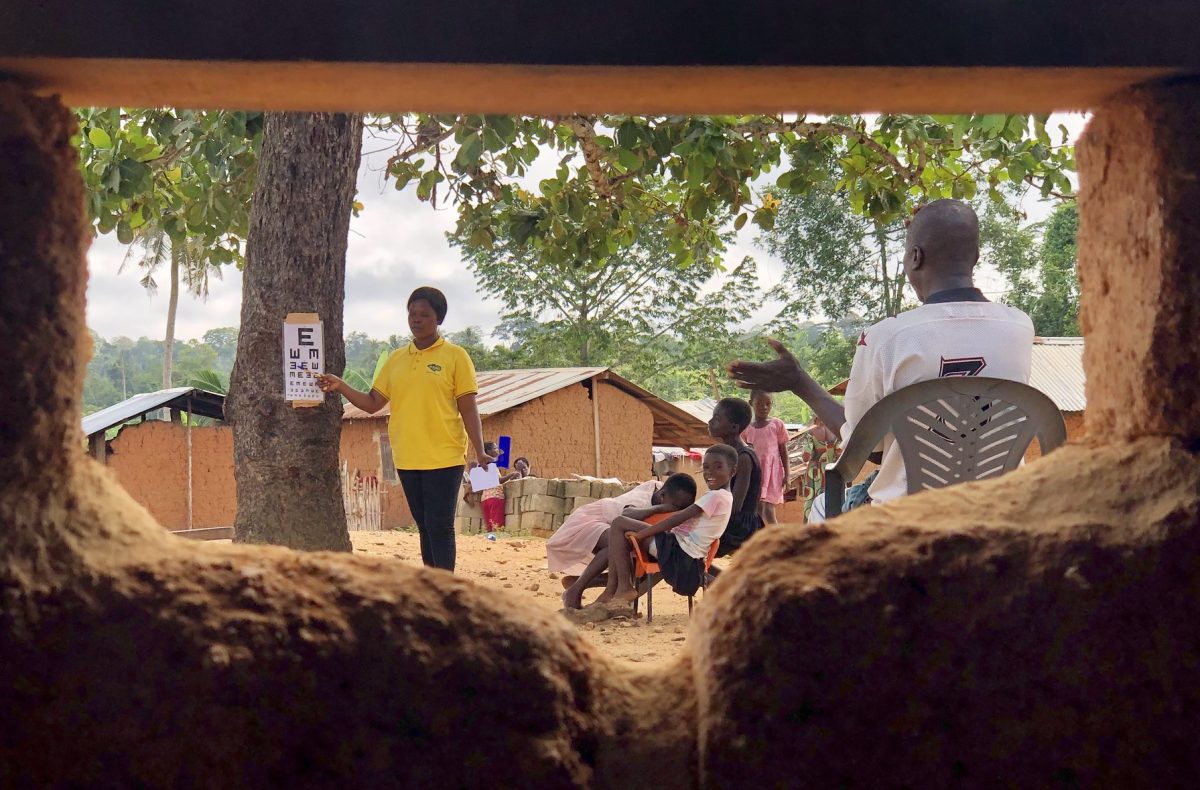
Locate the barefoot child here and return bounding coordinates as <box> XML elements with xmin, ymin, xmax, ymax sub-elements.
<box><xmin>707</xmin><ymin>397</ymin><xmax>763</xmax><ymax>557</ymax></box>
<box><xmin>596</xmin><ymin>445</ymin><xmax>737</xmax><ymax>605</ymax></box>
<box><xmin>742</xmin><ymin>390</ymin><xmax>790</xmax><ymax>524</ymax></box>
<box><xmin>558</xmin><ymin>473</ymin><xmax>697</xmax><ymax>608</ymax></box>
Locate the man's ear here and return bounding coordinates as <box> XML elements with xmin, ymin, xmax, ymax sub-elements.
<box><xmin>910</xmin><ymin>246</ymin><xmax>925</xmax><ymax>271</ymax></box>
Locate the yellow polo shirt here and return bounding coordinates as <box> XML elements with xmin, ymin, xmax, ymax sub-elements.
<box><xmin>371</xmin><ymin>338</ymin><xmax>478</xmax><ymax>470</ymax></box>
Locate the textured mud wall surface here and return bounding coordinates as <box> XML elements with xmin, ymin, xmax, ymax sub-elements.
<box><xmin>0</xmin><ymin>466</ymin><xmax>696</xmax><ymax>788</ymax></box>
<box><xmin>1078</xmin><ymin>81</ymin><xmax>1200</xmax><ymax>440</ymax></box>
<box><xmin>1025</xmin><ymin>411</ymin><xmax>1086</xmax><ymax>461</ymax></box>
<box><xmin>696</xmin><ymin>438</ymin><xmax>1200</xmax><ymax>786</ymax></box>
<box><xmin>595</xmin><ymin>382</ymin><xmax>656</xmax><ymax>481</ymax></box>
<box><xmin>7</xmin><ymin>80</ymin><xmax>1200</xmax><ymax>788</ymax></box>
<box><xmin>489</xmin><ymin>384</ymin><xmax>653</xmax><ymax>481</ymax></box>
<box><xmin>108</xmin><ymin>421</ymin><xmax>237</xmax><ymax>530</ymax></box>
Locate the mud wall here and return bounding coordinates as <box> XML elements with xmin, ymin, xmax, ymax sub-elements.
<box><xmin>483</xmin><ymin>381</ymin><xmax>653</xmax><ymax>482</ymax></box>
<box><xmin>108</xmin><ymin>421</ymin><xmax>237</xmax><ymax>531</ymax></box>
<box><xmin>109</xmin><ymin>383</ymin><xmax>656</xmax><ymax>533</ymax></box>
<box><xmin>1025</xmin><ymin>410</ymin><xmax>1087</xmax><ymax>461</ymax></box>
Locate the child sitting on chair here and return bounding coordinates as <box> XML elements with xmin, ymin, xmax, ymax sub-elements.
<box><xmin>558</xmin><ymin>473</ymin><xmax>698</xmax><ymax>609</ymax></box>
<box><xmin>597</xmin><ymin>444</ymin><xmax>736</xmax><ymax>606</ymax></box>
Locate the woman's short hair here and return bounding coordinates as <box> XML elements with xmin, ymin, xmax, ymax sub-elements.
<box><xmin>408</xmin><ymin>286</ymin><xmax>448</xmax><ymax>324</ymax></box>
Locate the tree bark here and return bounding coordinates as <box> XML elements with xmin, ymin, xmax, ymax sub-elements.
<box><xmin>162</xmin><ymin>245</ymin><xmax>179</xmax><ymax>389</ymax></box>
<box><xmin>876</xmin><ymin>224</ymin><xmax>893</xmax><ymax>318</ymax></box>
<box><xmin>227</xmin><ymin>112</ymin><xmax>362</xmax><ymax>551</ymax></box>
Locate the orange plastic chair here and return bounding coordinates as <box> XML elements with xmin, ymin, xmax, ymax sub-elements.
<box><xmin>626</xmin><ymin>520</ymin><xmax>719</xmax><ymax>623</ymax></box>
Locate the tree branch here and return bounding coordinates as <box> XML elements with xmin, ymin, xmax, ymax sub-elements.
<box><xmin>558</xmin><ymin>115</ymin><xmax>614</xmax><ymax>200</ymax></box>
<box><xmin>733</xmin><ymin>118</ymin><xmax>913</xmax><ymax>183</ymax></box>
<box><xmin>386</xmin><ymin>120</ymin><xmax>461</xmax><ymax>175</ymax></box>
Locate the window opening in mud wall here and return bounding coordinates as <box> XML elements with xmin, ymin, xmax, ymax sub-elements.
<box><xmin>379</xmin><ymin>433</ymin><xmax>398</xmax><ymax>483</ymax></box>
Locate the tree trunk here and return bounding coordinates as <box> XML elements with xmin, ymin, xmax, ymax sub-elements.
<box><xmin>226</xmin><ymin>112</ymin><xmax>362</xmax><ymax>551</ymax></box>
<box><xmin>578</xmin><ymin>300</ymin><xmax>590</xmax><ymax>366</ymax></box>
<box><xmin>162</xmin><ymin>245</ymin><xmax>179</xmax><ymax>389</ymax></box>
<box><xmin>876</xmin><ymin>225</ymin><xmax>893</xmax><ymax>318</ymax></box>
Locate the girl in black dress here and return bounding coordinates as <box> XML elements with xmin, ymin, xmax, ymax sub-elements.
<box><xmin>706</xmin><ymin>397</ymin><xmax>763</xmax><ymax>557</ymax></box>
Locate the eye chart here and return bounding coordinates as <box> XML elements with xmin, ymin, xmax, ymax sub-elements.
<box><xmin>283</xmin><ymin>312</ymin><xmax>324</xmax><ymax>407</ymax></box>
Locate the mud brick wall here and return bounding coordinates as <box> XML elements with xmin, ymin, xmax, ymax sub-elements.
<box><xmin>483</xmin><ymin>381</ymin><xmax>653</xmax><ymax>482</ymax></box>
<box><xmin>456</xmin><ymin>477</ymin><xmax>635</xmax><ymax>537</ymax></box>
<box><xmin>108</xmin><ymin>421</ymin><xmax>237</xmax><ymax>531</ymax></box>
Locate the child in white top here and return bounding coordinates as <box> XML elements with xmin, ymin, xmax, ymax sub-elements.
<box><xmin>598</xmin><ymin>444</ymin><xmax>736</xmax><ymax>604</ymax></box>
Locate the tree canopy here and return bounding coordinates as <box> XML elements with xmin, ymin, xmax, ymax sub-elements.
<box><xmin>381</xmin><ymin>113</ymin><xmax>1075</xmax><ymax>275</ymax></box>
<box><xmin>983</xmin><ymin>201</ymin><xmax>1080</xmax><ymax>336</ymax></box>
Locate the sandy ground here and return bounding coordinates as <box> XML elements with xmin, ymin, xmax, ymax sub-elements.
<box><xmin>350</xmin><ymin>529</ymin><xmax>725</xmax><ymax>665</ymax></box>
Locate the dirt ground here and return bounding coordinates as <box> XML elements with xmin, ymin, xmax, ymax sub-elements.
<box><xmin>349</xmin><ymin>529</ymin><xmax>724</xmax><ymax>665</ymax></box>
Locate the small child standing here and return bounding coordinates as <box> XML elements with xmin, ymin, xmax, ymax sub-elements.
<box><xmin>599</xmin><ymin>444</ymin><xmax>737</xmax><ymax>604</ymax></box>
<box><xmin>742</xmin><ymin>390</ymin><xmax>790</xmax><ymax>524</ymax></box>
<box><xmin>473</xmin><ymin>442</ymin><xmax>530</xmax><ymax>532</ymax></box>
<box><xmin>708</xmin><ymin>397</ymin><xmax>762</xmax><ymax>556</ymax></box>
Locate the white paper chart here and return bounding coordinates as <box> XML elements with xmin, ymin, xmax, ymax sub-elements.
<box><xmin>468</xmin><ymin>463</ymin><xmax>501</xmax><ymax>491</ymax></box>
<box><xmin>283</xmin><ymin>319</ymin><xmax>324</xmax><ymax>402</ymax></box>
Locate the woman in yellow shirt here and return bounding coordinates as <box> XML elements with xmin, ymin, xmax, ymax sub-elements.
<box><xmin>317</xmin><ymin>287</ymin><xmax>492</xmax><ymax>571</ymax></box>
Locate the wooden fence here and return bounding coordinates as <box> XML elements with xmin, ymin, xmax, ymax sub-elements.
<box><xmin>341</xmin><ymin>461</ymin><xmax>383</xmax><ymax>531</ymax></box>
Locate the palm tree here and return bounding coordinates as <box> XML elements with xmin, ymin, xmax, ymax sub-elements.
<box><xmin>121</xmin><ymin>227</ymin><xmax>223</xmax><ymax>389</ymax></box>
<box><xmin>186</xmin><ymin>368</ymin><xmax>229</xmax><ymax>396</ymax></box>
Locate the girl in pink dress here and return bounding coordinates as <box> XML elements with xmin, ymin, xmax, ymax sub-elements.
<box><xmin>742</xmin><ymin>390</ymin><xmax>790</xmax><ymax>524</ymax></box>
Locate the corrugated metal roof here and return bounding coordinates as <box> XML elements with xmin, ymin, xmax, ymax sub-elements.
<box><xmin>82</xmin><ymin>387</ymin><xmax>226</xmax><ymax>437</ymax></box>
<box><xmin>1030</xmin><ymin>337</ymin><xmax>1085</xmax><ymax>412</ymax></box>
<box><xmin>343</xmin><ymin>367</ymin><xmax>607</xmax><ymax>419</ymax></box>
<box><xmin>672</xmin><ymin>398</ymin><xmax>718</xmax><ymax>423</ymax></box>
<box><xmin>344</xmin><ymin>366</ymin><xmax>713</xmax><ymax>447</ymax></box>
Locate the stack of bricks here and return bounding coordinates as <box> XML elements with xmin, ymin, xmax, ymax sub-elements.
<box><xmin>455</xmin><ymin>477</ymin><xmax>634</xmax><ymax>538</ymax></box>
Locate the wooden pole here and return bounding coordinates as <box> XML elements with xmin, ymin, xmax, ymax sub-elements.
<box><xmin>89</xmin><ymin>433</ymin><xmax>106</xmax><ymax>465</ymax></box>
<box><xmin>186</xmin><ymin>396</ymin><xmax>194</xmax><ymax>532</ymax></box>
<box><xmin>591</xmin><ymin>377</ymin><xmax>602</xmax><ymax>477</ymax></box>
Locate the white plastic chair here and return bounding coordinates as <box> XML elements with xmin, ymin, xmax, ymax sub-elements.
<box><xmin>825</xmin><ymin>377</ymin><xmax>1067</xmax><ymax>517</ymax></box>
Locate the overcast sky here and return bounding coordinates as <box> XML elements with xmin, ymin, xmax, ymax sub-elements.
<box><xmin>83</xmin><ymin>114</ymin><xmax>1087</xmax><ymax>343</ymax></box>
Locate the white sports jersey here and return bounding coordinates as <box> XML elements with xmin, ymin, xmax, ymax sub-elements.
<box><xmin>839</xmin><ymin>291</ymin><xmax>1034</xmax><ymax>507</ymax></box>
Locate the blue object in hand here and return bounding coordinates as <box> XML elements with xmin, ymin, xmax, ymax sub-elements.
<box><xmin>496</xmin><ymin>435</ymin><xmax>512</xmax><ymax>467</ymax></box>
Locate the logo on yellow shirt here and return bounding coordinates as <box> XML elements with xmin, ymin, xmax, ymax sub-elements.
<box><xmin>427</xmin><ymin>363</ymin><xmax>443</xmax><ymax>373</ymax></box>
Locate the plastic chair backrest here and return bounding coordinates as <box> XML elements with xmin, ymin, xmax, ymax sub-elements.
<box><xmin>703</xmin><ymin>536</ymin><xmax>719</xmax><ymax>570</ymax></box>
<box><xmin>825</xmin><ymin>377</ymin><xmax>1067</xmax><ymax>517</ymax></box>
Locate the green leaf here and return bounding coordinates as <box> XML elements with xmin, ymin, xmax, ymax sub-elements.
<box><xmin>733</xmin><ymin>213</ymin><xmax>748</xmax><ymax>230</ymax></box>
<box><xmin>616</xmin><ymin>121</ymin><xmax>640</xmax><ymax>150</ymax></box>
<box><xmin>87</xmin><ymin>127</ymin><xmax>112</xmax><ymax>148</ymax></box>
<box><xmin>617</xmin><ymin>147</ymin><xmax>642</xmax><ymax>171</ymax></box>
<box><xmin>456</xmin><ymin>134</ymin><xmax>483</xmax><ymax>167</ymax></box>
<box><xmin>752</xmin><ymin>208</ymin><xmax>775</xmax><ymax>231</ymax></box>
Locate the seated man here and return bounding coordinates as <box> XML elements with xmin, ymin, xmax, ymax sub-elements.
<box><xmin>729</xmin><ymin>199</ymin><xmax>1034</xmax><ymax>521</ymax></box>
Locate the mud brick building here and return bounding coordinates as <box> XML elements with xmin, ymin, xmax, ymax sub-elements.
<box><xmin>97</xmin><ymin>368</ymin><xmax>707</xmax><ymax>532</ymax></box>
<box><xmin>343</xmin><ymin>367</ymin><xmax>709</xmax><ymax>529</ymax></box>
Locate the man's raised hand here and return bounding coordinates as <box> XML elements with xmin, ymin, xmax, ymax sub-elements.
<box><xmin>727</xmin><ymin>338</ymin><xmax>805</xmax><ymax>393</ymax></box>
